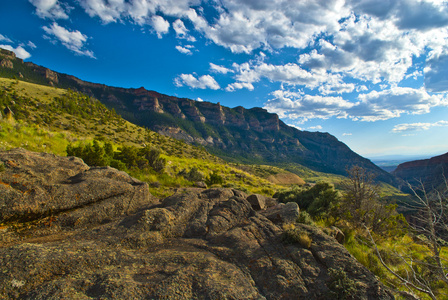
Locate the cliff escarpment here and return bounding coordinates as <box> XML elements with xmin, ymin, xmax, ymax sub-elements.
<box><xmin>393</xmin><ymin>152</ymin><xmax>448</xmax><ymax>190</ymax></box>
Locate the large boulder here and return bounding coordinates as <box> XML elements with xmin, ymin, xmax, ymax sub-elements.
<box><xmin>0</xmin><ymin>149</ymin><xmax>393</xmax><ymax>299</ymax></box>
<box><xmin>0</xmin><ymin>148</ymin><xmax>156</xmax><ymax>227</ymax></box>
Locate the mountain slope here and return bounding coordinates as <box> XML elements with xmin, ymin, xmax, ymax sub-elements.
<box><xmin>393</xmin><ymin>152</ymin><xmax>448</xmax><ymax>190</ymax></box>
<box><xmin>0</xmin><ymin>48</ymin><xmax>396</xmax><ymax>184</ymax></box>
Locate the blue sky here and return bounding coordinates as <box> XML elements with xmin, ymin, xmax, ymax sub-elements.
<box><xmin>1</xmin><ymin>0</ymin><xmax>448</xmax><ymax>158</ymax></box>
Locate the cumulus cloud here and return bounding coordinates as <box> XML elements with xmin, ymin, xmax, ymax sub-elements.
<box><xmin>263</xmin><ymin>86</ymin><xmax>448</xmax><ymax>123</ymax></box>
<box><xmin>392</xmin><ymin>120</ymin><xmax>448</xmax><ymax>133</ymax></box>
<box><xmin>151</xmin><ymin>15</ymin><xmax>170</xmax><ymax>38</ymax></box>
<box><xmin>210</xmin><ymin>63</ymin><xmax>233</xmax><ymax>74</ymax></box>
<box><xmin>0</xmin><ymin>45</ymin><xmax>31</xmax><ymax>60</ymax></box>
<box><xmin>173</xmin><ymin>19</ymin><xmax>196</xmax><ymax>41</ymax></box>
<box><xmin>351</xmin><ymin>87</ymin><xmax>447</xmax><ymax>121</ymax></box>
<box><xmin>225</xmin><ymin>82</ymin><xmax>255</xmax><ymax>92</ymax></box>
<box><xmin>78</xmin><ymin>0</ymin><xmax>198</xmax><ymax>24</ymax></box>
<box><xmin>174</xmin><ymin>74</ymin><xmax>220</xmax><ymax>90</ymax></box>
<box><xmin>228</xmin><ymin>61</ymin><xmax>341</xmax><ymax>91</ymax></box>
<box><xmin>43</xmin><ymin>22</ymin><xmax>95</xmax><ymax>58</ymax></box>
<box><xmin>264</xmin><ymin>89</ymin><xmax>354</xmax><ymax>122</ymax></box>
<box><xmin>29</xmin><ymin>0</ymin><xmax>70</xmax><ymax>19</ymax></box>
<box><xmin>175</xmin><ymin>45</ymin><xmax>192</xmax><ymax>55</ymax></box>
<box><xmin>308</xmin><ymin>125</ymin><xmax>323</xmax><ymax>131</ymax></box>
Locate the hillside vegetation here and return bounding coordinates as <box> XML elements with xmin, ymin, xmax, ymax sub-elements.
<box><xmin>0</xmin><ymin>77</ymin><xmax>293</xmax><ymax>197</ymax></box>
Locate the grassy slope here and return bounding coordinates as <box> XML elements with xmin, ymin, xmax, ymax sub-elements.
<box><xmin>0</xmin><ymin>78</ymin><xmax>292</xmax><ymax>197</ymax></box>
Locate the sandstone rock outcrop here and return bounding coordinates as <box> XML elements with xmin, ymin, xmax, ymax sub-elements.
<box><xmin>0</xmin><ymin>149</ymin><xmax>393</xmax><ymax>299</ymax></box>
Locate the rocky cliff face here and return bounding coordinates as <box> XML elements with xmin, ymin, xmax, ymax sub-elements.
<box><xmin>393</xmin><ymin>152</ymin><xmax>448</xmax><ymax>190</ymax></box>
<box><xmin>0</xmin><ymin>149</ymin><xmax>392</xmax><ymax>299</ymax></box>
<box><xmin>0</xmin><ymin>48</ymin><xmax>396</xmax><ymax>184</ymax></box>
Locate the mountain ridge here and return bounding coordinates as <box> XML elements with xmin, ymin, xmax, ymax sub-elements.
<box><xmin>393</xmin><ymin>152</ymin><xmax>448</xmax><ymax>190</ymax></box>
<box><xmin>0</xmin><ymin>48</ymin><xmax>396</xmax><ymax>185</ymax></box>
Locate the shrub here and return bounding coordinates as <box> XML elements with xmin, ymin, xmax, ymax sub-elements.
<box><xmin>0</xmin><ymin>161</ymin><xmax>5</xmax><ymax>172</ymax></box>
<box><xmin>206</xmin><ymin>171</ymin><xmax>224</xmax><ymax>186</ymax></box>
<box><xmin>281</xmin><ymin>224</ymin><xmax>312</xmax><ymax>248</ymax></box>
<box><xmin>327</xmin><ymin>267</ymin><xmax>358</xmax><ymax>299</ymax></box>
<box><xmin>178</xmin><ymin>167</ymin><xmax>204</xmax><ymax>182</ymax></box>
<box><xmin>274</xmin><ymin>182</ymin><xmax>340</xmax><ymax>218</ymax></box>
<box><xmin>296</xmin><ymin>211</ymin><xmax>314</xmax><ymax>225</ymax></box>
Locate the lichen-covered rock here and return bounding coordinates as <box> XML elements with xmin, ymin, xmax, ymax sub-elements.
<box><xmin>0</xmin><ymin>149</ymin><xmax>393</xmax><ymax>300</ymax></box>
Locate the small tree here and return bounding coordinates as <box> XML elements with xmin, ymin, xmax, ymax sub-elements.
<box><xmin>367</xmin><ymin>178</ymin><xmax>448</xmax><ymax>299</ymax></box>
<box><xmin>337</xmin><ymin>166</ymin><xmax>406</xmax><ymax>234</ymax></box>
<box><xmin>340</xmin><ymin>166</ymin><xmax>379</xmax><ymax>225</ymax></box>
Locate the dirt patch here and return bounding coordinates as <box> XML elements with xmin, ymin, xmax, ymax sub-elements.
<box><xmin>267</xmin><ymin>173</ymin><xmax>305</xmax><ymax>185</ymax></box>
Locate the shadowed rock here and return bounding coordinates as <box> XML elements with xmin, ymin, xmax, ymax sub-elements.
<box><xmin>0</xmin><ymin>149</ymin><xmax>393</xmax><ymax>299</ymax></box>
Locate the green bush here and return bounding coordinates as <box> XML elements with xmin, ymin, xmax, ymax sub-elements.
<box><xmin>281</xmin><ymin>224</ymin><xmax>312</xmax><ymax>248</ymax></box>
<box><xmin>274</xmin><ymin>182</ymin><xmax>340</xmax><ymax>218</ymax></box>
<box><xmin>327</xmin><ymin>267</ymin><xmax>358</xmax><ymax>299</ymax></box>
<box><xmin>296</xmin><ymin>211</ymin><xmax>314</xmax><ymax>225</ymax></box>
<box><xmin>206</xmin><ymin>171</ymin><xmax>224</xmax><ymax>186</ymax></box>
<box><xmin>0</xmin><ymin>161</ymin><xmax>5</xmax><ymax>172</ymax></box>
<box><xmin>178</xmin><ymin>167</ymin><xmax>204</xmax><ymax>182</ymax></box>
<box><xmin>66</xmin><ymin>140</ymin><xmax>165</xmax><ymax>173</ymax></box>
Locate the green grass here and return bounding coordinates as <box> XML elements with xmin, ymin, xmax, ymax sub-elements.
<box><xmin>344</xmin><ymin>231</ymin><xmax>448</xmax><ymax>299</ymax></box>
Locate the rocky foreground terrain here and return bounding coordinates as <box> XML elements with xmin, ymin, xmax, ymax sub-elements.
<box><xmin>0</xmin><ymin>148</ymin><xmax>392</xmax><ymax>299</ymax></box>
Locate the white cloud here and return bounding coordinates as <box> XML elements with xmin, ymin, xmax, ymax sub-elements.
<box><xmin>173</xmin><ymin>19</ymin><xmax>196</xmax><ymax>41</ymax></box>
<box><xmin>0</xmin><ymin>45</ymin><xmax>31</xmax><ymax>60</ymax></box>
<box><xmin>308</xmin><ymin>125</ymin><xmax>323</xmax><ymax>131</ymax></box>
<box><xmin>196</xmin><ymin>97</ymin><xmax>204</xmax><ymax>102</ymax></box>
<box><xmin>175</xmin><ymin>73</ymin><xmax>220</xmax><ymax>90</ymax></box>
<box><xmin>318</xmin><ymin>79</ymin><xmax>355</xmax><ymax>95</ymax></box>
<box><xmin>199</xmin><ymin>0</ymin><xmax>349</xmax><ymax>53</ymax></box>
<box><xmin>264</xmin><ymin>89</ymin><xmax>354</xmax><ymax>122</ymax></box>
<box><xmin>225</xmin><ymin>82</ymin><xmax>254</xmax><ymax>92</ymax></box>
<box><xmin>27</xmin><ymin>41</ymin><xmax>37</xmax><ymax>49</ymax></box>
<box><xmin>150</xmin><ymin>15</ymin><xmax>170</xmax><ymax>38</ymax></box>
<box><xmin>392</xmin><ymin>120</ymin><xmax>448</xmax><ymax>133</ymax></box>
<box><xmin>342</xmin><ymin>133</ymin><xmax>352</xmax><ymax>136</ymax></box>
<box><xmin>263</xmin><ymin>86</ymin><xmax>448</xmax><ymax>123</ymax></box>
<box><xmin>351</xmin><ymin>87</ymin><xmax>447</xmax><ymax>121</ymax></box>
<box><xmin>0</xmin><ymin>34</ymin><xmax>12</xmax><ymax>43</ymax></box>
<box><xmin>175</xmin><ymin>45</ymin><xmax>192</xmax><ymax>55</ymax></box>
<box><xmin>43</xmin><ymin>22</ymin><xmax>95</xmax><ymax>58</ymax></box>
<box><xmin>78</xmin><ymin>0</ymin><xmax>199</xmax><ymax>24</ymax></box>
<box><xmin>29</xmin><ymin>0</ymin><xmax>70</xmax><ymax>19</ymax></box>
<box><xmin>229</xmin><ymin>61</ymin><xmax>340</xmax><ymax>91</ymax></box>
<box><xmin>210</xmin><ymin>63</ymin><xmax>233</xmax><ymax>74</ymax></box>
